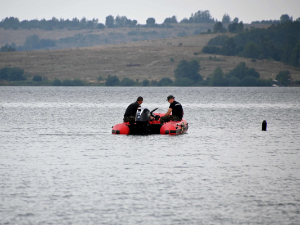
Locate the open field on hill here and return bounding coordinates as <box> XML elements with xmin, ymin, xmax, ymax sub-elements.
<box><xmin>1</xmin><ymin>32</ymin><xmax>299</xmax><ymax>83</ymax></box>
<box><xmin>0</xmin><ymin>23</ymin><xmax>270</xmax><ymax>48</ymax></box>
<box><xmin>0</xmin><ymin>24</ymin><xmax>214</xmax><ymax>47</ymax></box>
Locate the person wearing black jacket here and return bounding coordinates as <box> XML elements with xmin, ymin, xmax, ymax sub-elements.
<box><xmin>123</xmin><ymin>96</ymin><xmax>143</xmax><ymax>123</ymax></box>
<box><xmin>160</xmin><ymin>95</ymin><xmax>183</xmax><ymax>124</ymax></box>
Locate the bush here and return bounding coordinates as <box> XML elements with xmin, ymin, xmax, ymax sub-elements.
<box><xmin>32</xmin><ymin>75</ymin><xmax>42</xmax><ymax>81</ymax></box>
<box><xmin>276</xmin><ymin>71</ymin><xmax>291</xmax><ymax>86</ymax></box>
<box><xmin>150</xmin><ymin>80</ymin><xmax>158</xmax><ymax>86</ymax></box>
<box><xmin>72</xmin><ymin>79</ymin><xmax>85</xmax><ymax>86</ymax></box>
<box><xmin>62</xmin><ymin>79</ymin><xmax>73</xmax><ymax>86</ymax></box>
<box><xmin>241</xmin><ymin>76</ymin><xmax>257</xmax><ymax>86</ymax></box>
<box><xmin>59</xmin><ymin>79</ymin><xmax>85</xmax><ymax>86</ymax></box>
<box><xmin>226</xmin><ymin>77</ymin><xmax>241</xmax><ymax>86</ymax></box>
<box><xmin>97</xmin><ymin>23</ymin><xmax>105</xmax><ymax>29</ymax></box>
<box><xmin>207</xmin><ymin>35</ymin><xmax>229</xmax><ymax>46</ymax></box>
<box><xmin>208</xmin><ymin>67</ymin><xmax>226</xmax><ymax>86</ymax></box>
<box><xmin>173</xmin><ymin>78</ymin><xmax>194</xmax><ymax>86</ymax></box>
<box><xmin>243</xmin><ymin>42</ymin><xmax>261</xmax><ymax>58</ymax></box>
<box><xmin>119</xmin><ymin>77</ymin><xmax>135</xmax><ymax>86</ymax></box>
<box><xmin>157</xmin><ymin>78</ymin><xmax>173</xmax><ymax>86</ymax></box>
<box><xmin>257</xmin><ymin>79</ymin><xmax>272</xmax><ymax>86</ymax></box>
<box><xmin>221</xmin><ymin>37</ymin><xmax>236</xmax><ymax>56</ymax></box>
<box><xmin>226</xmin><ymin>62</ymin><xmax>260</xmax><ymax>80</ymax></box>
<box><xmin>146</xmin><ymin>18</ymin><xmax>155</xmax><ymax>26</ymax></box>
<box><xmin>174</xmin><ymin>59</ymin><xmax>203</xmax><ymax>82</ymax></box>
<box><xmin>52</xmin><ymin>78</ymin><xmax>61</xmax><ymax>86</ymax></box>
<box><xmin>105</xmin><ymin>75</ymin><xmax>120</xmax><ymax>86</ymax></box>
<box><xmin>213</xmin><ymin>22</ymin><xmax>226</xmax><ymax>33</ymax></box>
<box><xmin>0</xmin><ymin>67</ymin><xmax>26</xmax><ymax>81</ymax></box>
<box><xmin>97</xmin><ymin>75</ymin><xmax>104</xmax><ymax>81</ymax></box>
<box><xmin>202</xmin><ymin>46</ymin><xmax>220</xmax><ymax>54</ymax></box>
<box><xmin>0</xmin><ymin>44</ymin><xmax>16</xmax><ymax>52</ymax></box>
<box><xmin>142</xmin><ymin>79</ymin><xmax>149</xmax><ymax>86</ymax></box>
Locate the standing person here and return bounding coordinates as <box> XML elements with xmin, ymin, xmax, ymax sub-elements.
<box><xmin>124</xmin><ymin>96</ymin><xmax>143</xmax><ymax>124</ymax></box>
<box><xmin>160</xmin><ymin>95</ymin><xmax>183</xmax><ymax>124</ymax></box>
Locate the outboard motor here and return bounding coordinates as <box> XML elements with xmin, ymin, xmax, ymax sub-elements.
<box><xmin>135</xmin><ymin>108</ymin><xmax>151</xmax><ymax>122</ymax></box>
<box><xmin>135</xmin><ymin>108</ymin><xmax>151</xmax><ymax>134</ymax></box>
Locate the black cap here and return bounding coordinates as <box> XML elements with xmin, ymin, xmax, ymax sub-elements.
<box><xmin>167</xmin><ymin>95</ymin><xmax>175</xmax><ymax>101</ymax></box>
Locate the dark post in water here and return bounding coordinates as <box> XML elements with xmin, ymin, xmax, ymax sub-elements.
<box><xmin>262</xmin><ymin>120</ymin><xmax>267</xmax><ymax>131</ymax></box>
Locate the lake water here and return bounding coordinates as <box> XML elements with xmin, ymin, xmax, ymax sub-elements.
<box><xmin>0</xmin><ymin>86</ymin><xmax>300</xmax><ymax>224</ymax></box>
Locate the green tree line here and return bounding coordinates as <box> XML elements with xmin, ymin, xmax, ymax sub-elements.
<box><xmin>0</xmin><ymin>10</ymin><xmax>224</xmax><ymax>31</ymax></box>
<box><xmin>0</xmin><ymin>17</ymin><xmax>105</xmax><ymax>30</ymax></box>
<box><xmin>0</xmin><ymin>64</ymin><xmax>295</xmax><ymax>87</ymax></box>
<box><xmin>202</xmin><ymin>19</ymin><xmax>300</xmax><ymax>67</ymax></box>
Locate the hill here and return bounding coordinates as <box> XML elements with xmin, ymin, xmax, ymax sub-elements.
<box><xmin>0</xmin><ymin>23</ymin><xmax>271</xmax><ymax>50</ymax></box>
<box><xmin>1</xmin><ymin>32</ymin><xmax>300</xmax><ymax>84</ymax></box>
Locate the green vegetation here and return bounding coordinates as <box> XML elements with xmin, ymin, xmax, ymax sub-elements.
<box><xmin>179</xmin><ymin>10</ymin><xmax>215</xmax><ymax>23</ymax></box>
<box><xmin>276</xmin><ymin>71</ymin><xmax>291</xmax><ymax>86</ymax></box>
<box><xmin>222</xmin><ymin>14</ymin><xmax>231</xmax><ymax>24</ymax></box>
<box><xmin>205</xmin><ymin>62</ymin><xmax>272</xmax><ymax>86</ymax></box>
<box><xmin>213</xmin><ymin>22</ymin><xmax>226</xmax><ymax>33</ymax></box>
<box><xmin>105</xmin><ymin>15</ymin><xmax>137</xmax><ymax>28</ymax></box>
<box><xmin>105</xmin><ymin>75</ymin><xmax>120</xmax><ymax>86</ymax></box>
<box><xmin>0</xmin><ymin>16</ymin><xmax>104</xmax><ymax>30</ymax></box>
<box><xmin>157</xmin><ymin>78</ymin><xmax>173</xmax><ymax>86</ymax></box>
<box><xmin>1</xmin><ymin>44</ymin><xmax>16</xmax><ymax>52</ymax></box>
<box><xmin>202</xmin><ymin>19</ymin><xmax>300</xmax><ymax>68</ymax></box>
<box><xmin>251</xmin><ymin>20</ymin><xmax>280</xmax><ymax>25</ymax></box>
<box><xmin>0</xmin><ymin>9</ymin><xmax>217</xmax><ymax>31</ymax></box>
<box><xmin>228</xmin><ymin>22</ymin><xmax>244</xmax><ymax>33</ymax></box>
<box><xmin>173</xmin><ymin>77</ymin><xmax>194</xmax><ymax>86</ymax></box>
<box><xmin>21</xmin><ymin>35</ymin><xmax>55</xmax><ymax>50</ymax></box>
<box><xmin>119</xmin><ymin>77</ymin><xmax>135</xmax><ymax>86</ymax></box>
<box><xmin>174</xmin><ymin>59</ymin><xmax>203</xmax><ymax>84</ymax></box>
<box><xmin>51</xmin><ymin>78</ymin><xmax>85</xmax><ymax>86</ymax></box>
<box><xmin>142</xmin><ymin>79</ymin><xmax>150</xmax><ymax>86</ymax></box>
<box><xmin>52</xmin><ymin>79</ymin><xmax>61</xmax><ymax>86</ymax></box>
<box><xmin>146</xmin><ymin>18</ymin><xmax>156</xmax><ymax>27</ymax></box>
<box><xmin>32</xmin><ymin>75</ymin><xmax>42</xmax><ymax>81</ymax></box>
<box><xmin>0</xmin><ymin>67</ymin><xmax>26</xmax><ymax>81</ymax></box>
<box><xmin>164</xmin><ymin>16</ymin><xmax>178</xmax><ymax>24</ymax></box>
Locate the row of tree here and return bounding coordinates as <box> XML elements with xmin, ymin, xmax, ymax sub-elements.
<box><xmin>0</xmin><ymin>17</ymin><xmax>105</xmax><ymax>30</ymax></box>
<box><xmin>202</xmin><ymin>20</ymin><xmax>300</xmax><ymax>67</ymax></box>
<box><xmin>0</xmin><ymin>10</ymin><xmax>259</xmax><ymax>31</ymax></box>
<box><xmin>212</xmin><ymin>21</ymin><xmax>244</xmax><ymax>33</ymax></box>
<box><xmin>0</xmin><ymin>63</ymin><xmax>293</xmax><ymax>86</ymax></box>
<box><xmin>0</xmin><ymin>35</ymin><xmax>55</xmax><ymax>51</ymax></box>
<box><xmin>251</xmin><ymin>14</ymin><xmax>300</xmax><ymax>25</ymax></box>
<box><xmin>0</xmin><ymin>10</ymin><xmax>215</xmax><ymax>30</ymax></box>
<box><xmin>104</xmin><ymin>60</ymin><xmax>275</xmax><ymax>87</ymax></box>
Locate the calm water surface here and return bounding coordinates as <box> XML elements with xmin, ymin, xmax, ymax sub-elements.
<box><xmin>0</xmin><ymin>87</ymin><xmax>300</xmax><ymax>224</ymax></box>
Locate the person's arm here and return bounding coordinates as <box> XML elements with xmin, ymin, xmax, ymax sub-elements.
<box><xmin>165</xmin><ymin>108</ymin><xmax>172</xmax><ymax>116</ymax></box>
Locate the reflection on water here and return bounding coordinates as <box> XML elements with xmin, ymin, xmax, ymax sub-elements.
<box><xmin>0</xmin><ymin>87</ymin><xmax>300</xmax><ymax>224</ymax></box>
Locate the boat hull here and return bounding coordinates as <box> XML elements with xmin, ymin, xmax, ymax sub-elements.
<box><xmin>112</xmin><ymin>113</ymin><xmax>188</xmax><ymax>135</ymax></box>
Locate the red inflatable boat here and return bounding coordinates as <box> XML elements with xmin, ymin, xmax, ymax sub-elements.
<box><xmin>112</xmin><ymin>108</ymin><xmax>188</xmax><ymax>135</ymax></box>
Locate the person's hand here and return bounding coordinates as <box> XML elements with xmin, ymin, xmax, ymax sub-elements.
<box><xmin>154</xmin><ymin>115</ymin><xmax>160</xmax><ymax>120</ymax></box>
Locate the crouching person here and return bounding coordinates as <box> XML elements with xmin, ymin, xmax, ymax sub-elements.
<box><xmin>123</xmin><ymin>96</ymin><xmax>143</xmax><ymax>124</ymax></box>
<box><xmin>160</xmin><ymin>95</ymin><xmax>183</xmax><ymax>124</ymax></box>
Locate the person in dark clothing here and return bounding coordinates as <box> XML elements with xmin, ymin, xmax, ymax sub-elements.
<box><xmin>160</xmin><ymin>95</ymin><xmax>183</xmax><ymax>124</ymax></box>
<box><xmin>124</xmin><ymin>96</ymin><xmax>143</xmax><ymax>123</ymax></box>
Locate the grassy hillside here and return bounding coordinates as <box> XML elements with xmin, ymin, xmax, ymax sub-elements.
<box><xmin>1</xmin><ymin>32</ymin><xmax>299</xmax><ymax>84</ymax></box>
<box><xmin>0</xmin><ymin>23</ymin><xmax>270</xmax><ymax>49</ymax></box>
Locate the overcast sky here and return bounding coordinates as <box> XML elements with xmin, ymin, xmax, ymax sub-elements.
<box><xmin>1</xmin><ymin>0</ymin><xmax>299</xmax><ymax>24</ymax></box>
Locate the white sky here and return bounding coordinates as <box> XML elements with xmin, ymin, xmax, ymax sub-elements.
<box><xmin>1</xmin><ymin>0</ymin><xmax>299</xmax><ymax>24</ymax></box>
